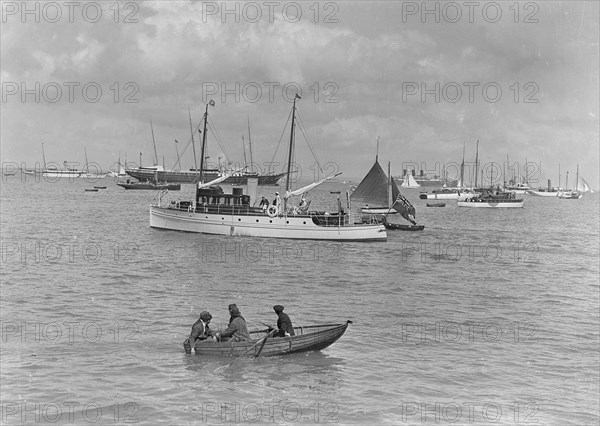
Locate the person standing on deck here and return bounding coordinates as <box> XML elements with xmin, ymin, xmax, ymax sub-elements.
<box><xmin>259</xmin><ymin>196</ymin><xmax>269</xmax><ymax>212</ymax></box>
<box><xmin>273</xmin><ymin>192</ymin><xmax>281</xmax><ymax>207</ymax></box>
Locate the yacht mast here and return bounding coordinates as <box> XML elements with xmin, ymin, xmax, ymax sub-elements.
<box><xmin>150</xmin><ymin>121</ymin><xmax>158</xmax><ymax>166</ymax></box>
<box><xmin>284</xmin><ymin>95</ymin><xmax>300</xmax><ymax>212</ymax></box>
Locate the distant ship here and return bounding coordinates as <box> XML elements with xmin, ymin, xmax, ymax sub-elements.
<box><xmin>125</xmin><ymin>165</ymin><xmax>284</xmax><ymax>185</ymax></box>
<box><xmin>395</xmin><ymin>169</ymin><xmax>458</xmax><ymax>187</ymax></box>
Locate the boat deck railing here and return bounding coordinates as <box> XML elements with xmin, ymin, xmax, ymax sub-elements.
<box><xmin>163</xmin><ymin>201</ymin><xmax>359</xmax><ymax>227</ymax></box>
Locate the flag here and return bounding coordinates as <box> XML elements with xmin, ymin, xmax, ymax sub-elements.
<box><xmin>392</xmin><ymin>193</ymin><xmax>417</xmax><ymax>225</ymax></box>
<box><xmin>174</xmin><ymin>139</ymin><xmax>178</xmax><ymax>143</ymax></box>
<box><xmin>295</xmin><ymin>93</ymin><xmax>301</xmax><ymax>99</ymax></box>
<box><xmin>209</xmin><ymin>99</ymin><xmax>215</xmax><ymax>106</ymax></box>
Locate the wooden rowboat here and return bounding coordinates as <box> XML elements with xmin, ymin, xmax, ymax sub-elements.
<box><xmin>382</xmin><ymin>217</ymin><xmax>425</xmax><ymax>231</ymax></box>
<box><xmin>426</xmin><ymin>203</ymin><xmax>446</xmax><ymax>207</ymax></box>
<box><xmin>185</xmin><ymin>321</ymin><xmax>352</xmax><ymax>357</ymax></box>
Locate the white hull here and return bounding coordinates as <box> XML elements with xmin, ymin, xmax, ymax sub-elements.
<box><xmin>557</xmin><ymin>191</ymin><xmax>583</xmax><ymax>199</ymax></box>
<box><xmin>421</xmin><ymin>192</ymin><xmax>460</xmax><ymax>200</ymax></box>
<box><xmin>527</xmin><ymin>190</ymin><xmax>558</xmax><ymax>197</ymax></box>
<box><xmin>149</xmin><ymin>205</ymin><xmax>387</xmax><ymax>241</ymax></box>
<box><xmin>360</xmin><ymin>206</ymin><xmax>398</xmax><ymax>214</ymax></box>
<box><xmin>457</xmin><ymin>200</ymin><xmax>524</xmax><ymax>208</ymax></box>
<box><xmin>43</xmin><ymin>171</ymin><xmax>84</xmax><ymax>178</ymax></box>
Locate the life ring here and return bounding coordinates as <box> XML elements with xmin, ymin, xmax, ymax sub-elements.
<box><xmin>267</xmin><ymin>205</ymin><xmax>279</xmax><ymax>217</ymax></box>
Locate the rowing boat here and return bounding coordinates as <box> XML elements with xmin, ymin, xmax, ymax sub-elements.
<box><xmin>184</xmin><ymin>321</ymin><xmax>352</xmax><ymax>357</ymax></box>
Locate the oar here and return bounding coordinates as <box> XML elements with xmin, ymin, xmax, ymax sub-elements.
<box><xmin>254</xmin><ymin>329</ymin><xmax>275</xmax><ymax>357</ymax></box>
<box><xmin>226</xmin><ymin>329</ymin><xmax>276</xmax><ymax>367</ymax></box>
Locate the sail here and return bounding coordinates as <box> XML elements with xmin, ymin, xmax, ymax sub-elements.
<box><xmin>402</xmin><ymin>173</ymin><xmax>420</xmax><ymax>188</ymax></box>
<box><xmin>197</xmin><ymin>167</ymin><xmax>246</xmax><ymax>189</ymax></box>
<box><xmin>391</xmin><ymin>177</ymin><xmax>417</xmax><ymax>224</ymax></box>
<box><xmin>577</xmin><ymin>177</ymin><xmax>592</xmax><ymax>193</ymax></box>
<box><xmin>284</xmin><ymin>172</ymin><xmax>342</xmax><ymax>199</ymax></box>
<box><xmin>350</xmin><ymin>160</ymin><xmax>389</xmax><ymax>206</ymax></box>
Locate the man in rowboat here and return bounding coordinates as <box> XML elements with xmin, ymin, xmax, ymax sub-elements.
<box><xmin>273</xmin><ymin>305</ymin><xmax>295</xmax><ymax>337</ymax></box>
<box><xmin>183</xmin><ymin>311</ymin><xmax>217</xmax><ymax>353</ymax></box>
<box><xmin>215</xmin><ymin>304</ymin><xmax>251</xmax><ymax>342</ymax></box>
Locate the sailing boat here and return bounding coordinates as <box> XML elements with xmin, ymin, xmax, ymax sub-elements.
<box><xmin>149</xmin><ymin>97</ymin><xmax>387</xmax><ymax>241</ymax></box>
<box><xmin>401</xmin><ymin>170</ymin><xmax>420</xmax><ymax>188</ymax></box>
<box><xmin>350</xmin><ymin>156</ymin><xmax>422</xmax><ymax>230</ymax></box>
<box><xmin>558</xmin><ymin>165</ymin><xmax>585</xmax><ymax>199</ymax></box>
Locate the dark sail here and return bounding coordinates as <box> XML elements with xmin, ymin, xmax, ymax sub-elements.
<box><xmin>350</xmin><ymin>160</ymin><xmax>389</xmax><ymax>206</ymax></box>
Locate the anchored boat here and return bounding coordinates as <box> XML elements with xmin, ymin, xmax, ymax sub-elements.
<box><xmin>149</xmin><ymin>98</ymin><xmax>386</xmax><ymax>241</ymax></box>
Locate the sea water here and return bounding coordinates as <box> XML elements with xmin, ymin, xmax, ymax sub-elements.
<box><xmin>1</xmin><ymin>176</ymin><xmax>598</xmax><ymax>425</ymax></box>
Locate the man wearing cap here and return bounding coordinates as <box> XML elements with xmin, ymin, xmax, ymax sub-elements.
<box><xmin>273</xmin><ymin>305</ymin><xmax>295</xmax><ymax>337</ymax></box>
<box><xmin>184</xmin><ymin>311</ymin><xmax>216</xmax><ymax>353</ymax></box>
<box><xmin>216</xmin><ymin>304</ymin><xmax>251</xmax><ymax>342</ymax></box>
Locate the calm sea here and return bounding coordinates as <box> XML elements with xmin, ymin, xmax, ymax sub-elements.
<box><xmin>1</xmin><ymin>175</ymin><xmax>598</xmax><ymax>425</ymax></box>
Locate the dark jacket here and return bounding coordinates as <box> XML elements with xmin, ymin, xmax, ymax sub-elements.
<box><xmin>276</xmin><ymin>312</ymin><xmax>295</xmax><ymax>336</ymax></box>
<box><xmin>188</xmin><ymin>319</ymin><xmax>212</xmax><ymax>344</ymax></box>
<box><xmin>221</xmin><ymin>315</ymin><xmax>251</xmax><ymax>341</ymax></box>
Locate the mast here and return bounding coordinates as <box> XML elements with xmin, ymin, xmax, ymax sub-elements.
<box><xmin>195</xmin><ymin>100</ymin><xmax>212</xmax><ymax>203</ymax></box>
<box><xmin>174</xmin><ymin>140</ymin><xmax>182</xmax><ymax>170</ymax></box>
<box><xmin>558</xmin><ymin>163</ymin><xmax>561</xmax><ymax>189</ymax></box>
<box><xmin>576</xmin><ymin>164</ymin><xmax>579</xmax><ymax>192</ymax></box>
<box><xmin>42</xmin><ymin>143</ymin><xmax>47</xmax><ymax>170</ymax></box>
<box><xmin>150</xmin><ymin>121</ymin><xmax>158</xmax><ymax>166</ymax></box>
<box><xmin>189</xmin><ymin>109</ymin><xmax>198</xmax><ymax>171</ymax></box>
<box><xmin>241</xmin><ymin>135</ymin><xmax>248</xmax><ymax>169</ymax></box>
<box><xmin>247</xmin><ymin>117</ymin><xmax>254</xmax><ymax>172</ymax></box>
<box><xmin>84</xmin><ymin>147</ymin><xmax>89</xmax><ymax>173</ymax></box>
<box><xmin>459</xmin><ymin>142</ymin><xmax>465</xmax><ymax>188</ymax></box>
<box><xmin>200</xmin><ymin>101</ymin><xmax>211</xmax><ymax>180</ymax></box>
<box><xmin>474</xmin><ymin>140</ymin><xmax>479</xmax><ymax>188</ymax></box>
<box><xmin>524</xmin><ymin>157</ymin><xmax>528</xmax><ymax>185</ymax></box>
<box><xmin>376</xmin><ymin>136</ymin><xmax>380</xmax><ymax>163</ymax></box>
<box><xmin>284</xmin><ymin>94</ymin><xmax>300</xmax><ymax>212</ymax></box>
<box><xmin>139</xmin><ymin>152</ymin><xmax>142</xmax><ymax>168</ymax></box>
<box><xmin>387</xmin><ymin>161</ymin><xmax>392</xmax><ymax>209</ymax></box>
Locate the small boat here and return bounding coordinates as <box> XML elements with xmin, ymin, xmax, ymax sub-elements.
<box><xmin>426</xmin><ymin>203</ymin><xmax>446</xmax><ymax>207</ymax></box>
<box><xmin>185</xmin><ymin>321</ymin><xmax>352</xmax><ymax>357</ymax></box>
<box><xmin>94</xmin><ymin>186</ymin><xmax>107</xmax><ymax>189</ymax></box>
<box><xmin>84</xmin><ymin>188</ymin><xmax>99</xmax><ymax>192</ymax></box>
<box><xmin>118</xmin><ymin>181</ymin><xmax>181</xmax><ymax>190</ymax></box>
<box><xmin>382</xmin><ymin>217</ymin><xmax>424</xmax><ymax>231</ymax></box>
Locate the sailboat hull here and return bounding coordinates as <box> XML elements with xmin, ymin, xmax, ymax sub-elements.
<box><xmin>457</xmin><ymin>199</ymin><xmax>524</xmax><ymax>208</ymax></box>
<box><xmin>527</xmin><ymin>190</ymin><xmax>558</xmax><ymax>197</ymax></box>
<box><xmin>149</xmin><ymin>205</ymin><xmax>387</xmax><ymax>241</ymax></box>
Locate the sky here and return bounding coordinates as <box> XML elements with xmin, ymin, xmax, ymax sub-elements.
<box><xmin>1</xmin><ymin>0</ymin><xmax>598</xmax><ymax>188</ymax></box>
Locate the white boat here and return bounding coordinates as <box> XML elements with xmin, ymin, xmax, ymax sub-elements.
<box><xmin>528</xmin><ymin>189</ymin><xmax>559</xmax><ymax>197</ymax></box>
<box><xmin>504</xmin><ymin>182</ymin><xmax>530</xmax><ymax>195</ymax></box>
<box><xmin>419</xmin><ymin>188</ymin><xmax>461</xmax><ymax>200</ymax></box>
<box><xmin>149</xmin><ymin>98</ymin><xmax>387</xmax><ymax>242</ymax></box>
<box><xmin>558</xmin><ymin>165</ymin><xmax>587</xmax><ymax>199</ymax></box>
<box><xmin>457</xmin><ymin>189</ymin><xmax>524</xmax><ymax>208</ymax></box>
<box><xmin>401</xmin><ymin>172</ymin><xmax>420</xmax><ymax>188</ymax></box>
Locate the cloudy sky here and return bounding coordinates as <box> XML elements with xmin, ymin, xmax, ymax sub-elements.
<box><xmin>1</xmin><ymin>1</ymin><xmax>598</xmax><ymax>187</ymax></box>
